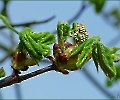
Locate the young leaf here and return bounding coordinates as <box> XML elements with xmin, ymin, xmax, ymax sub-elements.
<box><xmin>57</xmin><ymin>21</ymin><xmax>70</xmax><ymax>51</ymax></box>
<box><xmin>76</xmin><ymin>48</ymin><xmax>92</xmax><ymax>69</ymax></box>
<box><xmin>57</xmin><ymin>21</ymin><xmax>70</xmax><ymax>41</ymax></box>
<box><xmin>92</xmin><ymin>46</ymin><xmax>99</xmax><ymax>72</ymax></box>
<box><xmin>70</xmin><ymin>41</ymin><xmax>86</xmax><ymax>57</ymax></box>
<box><xmin>21</xmin><ymin>33</ymin><xmax>52</xmax><ymax>60</ymax></box>
<box><xmin>37</xmin><ymin>32</ymin><xmax>55</xmax><ymax>45</ymax></box>
<box><xmin>76</xmin><ymin>37</ymin><xmax>99</xmax><ymax>69</ymax></box>
<box><xmin>22</xmin><ymin>34</ymin><xmax>43</xmax><ymax>60</ymax></box>
<box><xmin>28</xmin><ymin>31</ymin><xmax>55</xmax><ymax>45</ymax></box>
<box><xmin>0</xmin><ymin>67</ymin><xmax>5</xmax><ymax>78</ymax></box>
<box><xmin>109</xmin><ymin>47</ymin><xmax>120</xmax><ymax>62</ymax></box>
<box><xmin>70</xmin><ymin>36</ymin><xmax>100</xmax><ymax>57</ymax></box>
<box><xmin>109</xmin><ymin>47</ymin><xmax>120</xmax><ymax>54</ymax></box>
<box><xmin>97</xmin><ymin>43</ymin><xmax>116</xmax><ymax>80</ymax></box>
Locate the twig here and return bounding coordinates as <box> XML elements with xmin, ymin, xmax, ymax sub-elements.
<box><xmin>14</xmin><ymin>84</ymin><xmax>22</xmax><ymax>99</ymax></box>
<box><xmin>0</xmin><ymin>50</ymin><xmax>14</xmax><ymax>63</ymax></box>
<box><xmin>67</xmin><ymin>1</ymin><xmax>90</xmax><ymax>24</ymax></box>
<box><xmin>0</xmin><ymin>65</ymin><xmax>54</xmax><ymax>89</ymax></box>
<box><xmin>52</xmin><ymin>1</ymin><xmax>90</xmax><ymax>34</ymax></box>
<box><xmin>82</xmin><ymin>67</ymin><xmax>113</xmax><ymax>99</ymax></box>
<box><xmin>0</xmin><ymin>91</ymin><xmax>3</xmax><ymax>99</ymax></box>
<box><xmin>0</xmin><ymin>15</ymin><xmax>55</xmax><ymax>29</ymax></box>
<box><xmin>0</xmin><ymin>43</ymin><xmax>9</xmax><ymax>51</ymax></box>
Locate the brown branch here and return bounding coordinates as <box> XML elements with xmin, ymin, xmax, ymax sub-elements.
<box><xmin>0</xmin><ymin>65</ymin><xmax>54</xmax><ymax>89</ymax></box>
<box><xmin>0</xmin><ymin>15</ymin><xmax>55</xmax><ymax>29</ymax></box>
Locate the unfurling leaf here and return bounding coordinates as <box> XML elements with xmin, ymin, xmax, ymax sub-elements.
<box><xmin>97</xmin><ymin>43</ymin><xmax>116</xmax><ymax>80</ymax></box>
<box><xmin>92</xmin><ymin>46</ymin><xmax>99</xmax><ymax>72</ymax></box>
<box><xmin>76</xmin><ymin>36</ymin><xmax>100</xmax><ymax>69</ymax></box>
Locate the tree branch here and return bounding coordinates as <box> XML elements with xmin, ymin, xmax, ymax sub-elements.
<box><xmin>14</xmin><ymin>84</ymin><xmax>22</xmax><ymax>99</ymax></box>
<box><xmin>0</xmin><ymin>43</ymin><xmax>9</xmax><ymax>51</ymax></box>
<box><xmin>0</xmin><ymin>15</ymin><xmax>55</xmax><ymax>29</ymax></box>
<box><xmin>82</xmin><ymin>67</ymin><xmax>113</xmax><ymax>98</ymax></box>
<box><xmin>0</xmin><ymin>50</ymin><xmax>14</xmax><ymax>63</ymax></box>
<box><xmin>0</xmin><ymin>65</ymin><xmax>54</xmax><ymax>89</ymax></box>
<box><xmin>52</xmin><ymin>1</ymin><xmax>91</xmax><ymax>34</ymax></box>
<box><xmin>67</xmin><ymin>1</ymin><xmax>90</xmax><ymax>24</ymax></box>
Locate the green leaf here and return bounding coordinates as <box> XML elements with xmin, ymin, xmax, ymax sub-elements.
<box><xmin>109</xmin><ymin>47</ymin><xmax>120</xmax><ymax>62</ymax></box>
<box><xmin>57</xmin><ymin>21</ymin><xmax>70</xmax><ymax>41</ymax></box>
<box><xmin>110</xmin><ymin>8</ymin><xmax>119</xmax><ymax>16</ymax></box>
<box><xmin>106</xmin><ymin>66</ymin><xmax>120</xmax><ymax>87</ymax></box>
<box><xmin>89</xmin><ymin>0</ymin><xmax>106</xmax><ymax>13</ymax></box>
<box><xmin>19</xmin><ymin>27</ymin><xmax>53</xmax><ymax>63</ymax></box>
<box><xmin>57</xmin><ymin>21</ymin><xmax>70</xmax><ymax>50</ymax></box>
<box><xmin>92</xmin><ymin>46</ymin><xmax>99</xmax><ymax>72</ymax></box>
<box><xmin>20</xmin><ymin>33</ymin><xmax>43</xmax><ymax>61</ymax></box>
<box><xmin>97</xmin><ymin>43</ymin><xmax>116</xmax><ymax>80</ymax></box>
<box><xmin>23</xmin><ymin>31</ymin><xmax>55</xmax><ymax>45</ymax></box>
<box><xmin>70</xmin><ymin>41</ymin><xmax>86</xmax><ymax>57</ymax></box>
<box><xmin>110</xmin><ymin>47</ymin><xmax>120</xmax><ymax>54</ymax></box>
<box><xmin>76</xmin><ymin>47</ymin><xmax>92</xmax><ymax>69</ymax></box>
<box><xmin>0</xmin><ymin>67</ymin><xmax>5</xmax><ymax>78</ymax></box>
<box><xmin>33</xmin><ymin>32</ymin><xmax>55</xmax><ymax>45</ymax></box>
<box><xmin>70</xmin><ymin>36</ymin><xmax>100</xmax><ymax>57</ymax></box>
<box><xmin>76</xmin><ymin>36</ymin><xmax>99</xmax><ymax>69</ymax></box>
<box><xmin>116</xmin><ymin>65</ymin><xmax>120</xmax><ymax>78</ymax></box>
<box><xmin>106</xmin><ymin>78</ymin><xmax>116</xmax><ymax>87</ymax></box>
